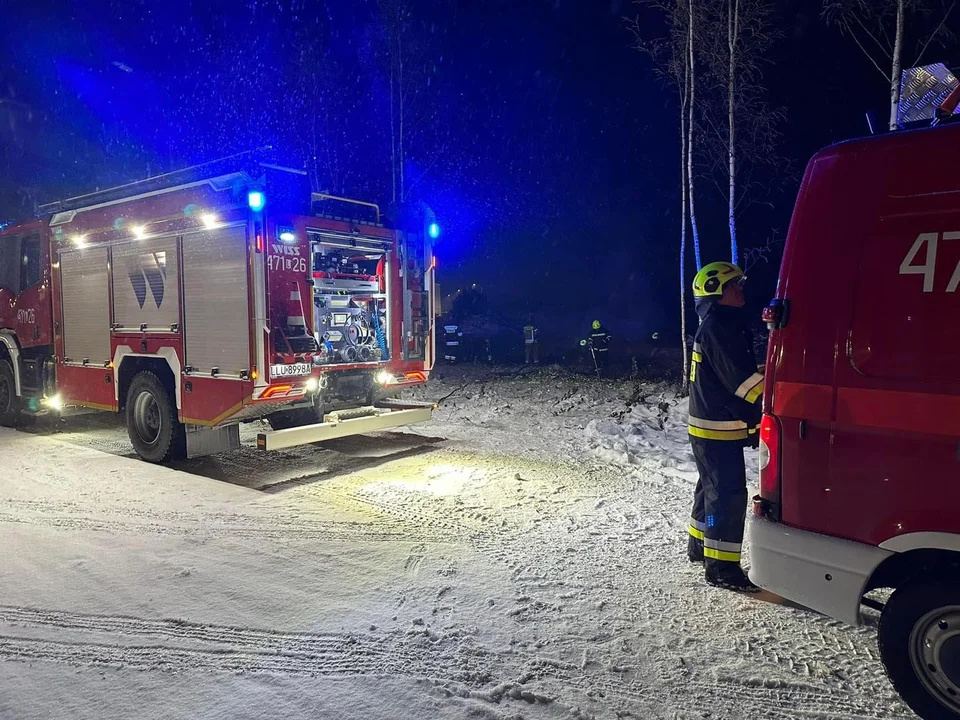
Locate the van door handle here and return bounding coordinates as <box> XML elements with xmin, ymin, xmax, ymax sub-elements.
<box><xmin>799</xmin><ymin>420</ymin><xmax>807</xmax><ymax>440</ymax></box>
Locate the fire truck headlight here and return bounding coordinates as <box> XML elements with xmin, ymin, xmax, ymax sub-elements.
<box><xmin>43</xmin><ymin>394</ymin><xmax>63</xmax><ymax>410</ymax></box>
<box><xmin>376</xmin><ymin>371</ymin><xmax>393</xmax><ymax>385</ymax></box>
<box><xmin>305</xmin><ymin>377</ymin><xmax>319</xmax><ymax>393</ymax></box>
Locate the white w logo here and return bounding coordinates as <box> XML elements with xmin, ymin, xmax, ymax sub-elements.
<box><xmin>126</xmin><ymin>251</ymin><xmax>167</xmax><ymax>309</ymax></box>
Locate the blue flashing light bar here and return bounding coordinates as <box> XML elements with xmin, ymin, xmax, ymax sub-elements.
<box><xmin>248</xmin><ymin>191</ymin><xmax>266</xmax><ymax>212</ymax></box>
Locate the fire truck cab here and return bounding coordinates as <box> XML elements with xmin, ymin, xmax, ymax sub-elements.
<box><xmin>0</xmin><ymin>152</ymin><xmax>436</xmax><ymax>462</ymax></box>
<box><xmin>749</xmin><ymin>118</ymin><xmax>960</xmax><ymax>717</ymax></box>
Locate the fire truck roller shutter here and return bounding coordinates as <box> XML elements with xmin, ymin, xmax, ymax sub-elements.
<box><xmin>60</xmin><ymin>246</ymin><xmax>111</xmax><ymax>365</ymax></box>
<box><xmin>181</xmin><ymin>225</ymin><xmax>251</xmax><ymax>377</ymax></box>
<box><xmin>111</xmin><ymin>236</ymin><xmax>180</xmax><ymax>331</ymax></box>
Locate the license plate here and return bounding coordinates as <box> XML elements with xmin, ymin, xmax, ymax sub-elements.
<box><xmin>270</xmin><ymin>362</ymin><xmax>312</xmax><ymax>378</ymax></box>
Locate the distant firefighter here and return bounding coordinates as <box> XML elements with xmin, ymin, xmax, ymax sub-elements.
<box><xmin>523</xmin><ymin>315</ymin><xmax>540</xmax><ymax>364</ymax></box>
<box><xmin>443</xmin><ymin>323</ymin><xmax>463</xmax><ymax>363</ymax></box>
<box><xmin>580</xmin><ymin>320</ymin><xmax>611</xmax><ymax>377</ymax></box>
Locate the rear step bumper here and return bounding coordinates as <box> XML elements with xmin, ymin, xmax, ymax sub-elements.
<box><xmin>748</xmin><ymin>514</ymin><xmax>892</xmax><ymax>626</ymax></box>
<box><xmin>256</xmin><ymin>400</ymin><xmax>436</xmax><ymax>451</ymax></box>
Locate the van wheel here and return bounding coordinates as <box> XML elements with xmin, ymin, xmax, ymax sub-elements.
<box><xmin>125</xmin><ymin>371</ymin><xmax>184</xmax><ymax>463</ymax></box>
<box><xmin>0</xmin><ymin>360</ymin><xmax>21</xmax><ymax>427</ymax></box>
<box><xmin>879</xmin><ymin>582</ymin><xmax>960</xmax><ymax>719</ymax></box>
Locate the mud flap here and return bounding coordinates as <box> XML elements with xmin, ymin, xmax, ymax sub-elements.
<box><xmin>186</xmin><ymin>424</ymin><xmax>241</xmax><ymax>458</ymax></box>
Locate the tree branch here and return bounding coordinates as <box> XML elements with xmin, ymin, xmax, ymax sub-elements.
<box><xmin>847</xmin><ymin>24</ymin><xmax>893</xmax><ymax>81</ymax></box>
<box><xmin>851</xmin><ymin>12</ymin><xmax>892</xmax><ymax>59</ymax></box>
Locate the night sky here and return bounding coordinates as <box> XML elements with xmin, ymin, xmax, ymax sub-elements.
<box><xmin>2</xmin><ymin>0</ymin><xmax>958</xmax><ymax>334</ymax></box>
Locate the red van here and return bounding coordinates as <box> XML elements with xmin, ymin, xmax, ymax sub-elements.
<box><xmin>749</xmin><ymin>121</ymin><xmax>960</xmax><ymax>720</ymax></box>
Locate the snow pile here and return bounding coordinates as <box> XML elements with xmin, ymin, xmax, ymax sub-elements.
<box><xmin>584</xmin><ymin>389</ymin><xmax>697</xmax><ymax>480</ymax></box>
<box><xmin>409</xmin><ymin>365</ymin><xmax>638</xmax><ymax>461</ymax></box>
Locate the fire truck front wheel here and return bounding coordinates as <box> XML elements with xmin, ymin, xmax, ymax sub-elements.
<box><xmin>0</xmin><ymin>360</ymin><xmax>21</xmax><ymax>427</ymax></box>
<box><xmin>125</xmin><ymin>371</ymin><xmax>185</xmax><ymax>463</ymax></box>
<box><xmin>879</xmin><ymin>581</ymin><xmax>960</xmax><ymax>720</ymax></box>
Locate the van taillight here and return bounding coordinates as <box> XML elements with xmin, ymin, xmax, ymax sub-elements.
<box><xmin>758</xmin><ymin>413</ymin><xmax>781</xmax><ymax>506</ymax></box>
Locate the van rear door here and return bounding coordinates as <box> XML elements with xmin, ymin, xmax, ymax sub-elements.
<box><xmin>831</xmin><ymin>137</ymin><xmax>960</xmax><ymax>547</ymax></box>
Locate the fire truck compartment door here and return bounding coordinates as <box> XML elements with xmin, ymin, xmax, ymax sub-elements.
<box><xmin>111</xmin><ymin>236</ymin><xmax>180</xmax><ymax>331</ymax></box>
<box><xmin>60</xmin><ymin>246</ymin><xmax>111</xmax><ymax>365</ymax></box>
<box><xmin>400</xmin><ymin>230</ymin><xmax>432</xmax><ymax>362</ymax></box>
<box><xmin>182</xmin><ymin>225</ymin><xmax>251</xmax><ymax>377</ymax></box>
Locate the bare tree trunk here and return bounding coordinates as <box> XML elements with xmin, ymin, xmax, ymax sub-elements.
<box><xmin>389</xmin><ymin>62</ymin><xmax>397</xmax><ymax>203</ymax></box>
<box><xmin>687</xmin><ymin>0</ymin><xmax>702</xmax><ymax>271</ymax></box>
<box><xmin>680</xmin><ymin>53</ymin><xmax>690</xmax><ymax>392</ymax></box>
<box><xmin>728</xmin><ymin>0</ymin><xmax>739</xmax><ymax>265</ymax></box>
<box><xmin>397</xmin><ymin>30</ymin><xmax>406</xmax><ymax>202</ymax></box>
<box><xmin>889</xmin><ymin>0</ymin><xmax>904</xmax><ymax>130</ymax></box>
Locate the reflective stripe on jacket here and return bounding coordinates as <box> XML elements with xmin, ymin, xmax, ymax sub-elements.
<box><xmin>589</xmin><ymin>329</ymin><xmax>610</xmax><ymax>350</ymax></box>
<box><xmin>688</xmin><ymin>304</ymin><xmax>763</xmax><ymax>441</ymax></box>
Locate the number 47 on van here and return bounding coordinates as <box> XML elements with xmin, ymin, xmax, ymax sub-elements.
<box><xmin>899</xmin><ymin>231</ymin><xmax>960</xmax><ymax>293</ymax></box>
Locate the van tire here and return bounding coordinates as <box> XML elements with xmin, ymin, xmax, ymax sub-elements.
<box><xmin>879</xmin><ymin>582</ymin><xmax>960</xmax><ymax>720</ymax></box>
<box><xmin>125</xmin><ymin>371</ymin><xmax>184</xmax><ymax>463</ymax></box>
<box><xmin>0</xmin><ymin>360</ymin><xmax>21</xmax><ymax>427</ymax></box>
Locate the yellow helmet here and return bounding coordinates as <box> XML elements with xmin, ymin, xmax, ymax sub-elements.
<box><xmin>692</xmin><ymin>262</ymin><xmax>744</xmax><ymax>298</ymax></box>
<box><xmin>592</xmin><ymin>320</ymin><xmax>601</xmax><ymax>330</ymax></box>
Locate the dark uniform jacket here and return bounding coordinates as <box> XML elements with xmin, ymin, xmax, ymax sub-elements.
<box><xmin>688</xmin><ymin>303</ymin><xmax>763</xmax><ymax>442</ymax></box>
<box><xmin>589</xmin><ymin>327</ymin><xmax>611</xmax><ymax>351</ymax></box>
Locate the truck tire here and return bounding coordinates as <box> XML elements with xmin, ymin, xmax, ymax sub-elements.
<box><xmin>125</xmin><ymin>371</ymin><xmax>184</xmax><ymax>463</ymax></box>
<box><xmin>0</xmin><ymin>360</ymin><xmax>21</xmax><ymax>427</ymax></box>
<box><xmin>879</xmin><ymin>581</ymin><xmax>960</xmax><ymax>720</ymax></box>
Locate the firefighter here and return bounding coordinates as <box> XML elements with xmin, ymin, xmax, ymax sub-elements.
<box><xmin>687</xmin><ymin>262</ymin><xmax>763</xmax><ymax>592</ymax></box>
<box><xmin>589</xmin><ymin>320</ymin><xmax>611</xmax><ymax>372</ymax></box>
<box><xmin>523</xmin><ymin>315</ymin><xmax>540</xmax><ymax>364</ymax></box>
<box><xmin>443</xmin><ymin>323</ymin><xmax>463</xmax><ymax>363</ymax></box>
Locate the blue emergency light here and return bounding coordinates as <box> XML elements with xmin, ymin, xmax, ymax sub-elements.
<box><xmin>428</xmin><ymin>222</ymin><xmax>440</xmax><ymax>239</ymax></box>
<box><xmin>247</xmin><ymin>191</ymin><xmax>266</xmax><ymax>212</ymax></box>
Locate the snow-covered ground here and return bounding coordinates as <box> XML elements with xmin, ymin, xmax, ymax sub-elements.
<box><xmin>0</xmin><ymin>366</ymin><xmax>912</xmax><ymax>720</ymax></box>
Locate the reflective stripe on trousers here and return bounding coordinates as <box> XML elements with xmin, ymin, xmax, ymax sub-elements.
<box><xmin>703</xmin><ymin>537</ymin><xmax>742</xmax><ymax>562</ymax></box>
<box><xmin>688</xmin><ymin>518</ymin><xmax>705</xmax><ymax>541</ymax></box>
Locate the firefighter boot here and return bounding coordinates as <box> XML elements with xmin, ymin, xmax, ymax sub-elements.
<box><xmin>687</xmin><ymin>535</ymin><xmax>704</xmax><ymax>563</ymax></box>
<box><xmin>705</xmin><ymin>559</ymin><xmax>760</xmax><ymax>593</ymax></box>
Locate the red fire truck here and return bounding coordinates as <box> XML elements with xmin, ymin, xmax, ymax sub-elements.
<box><xmin>0</xmin><ymin>152</ymin><xmax>437</xmax><ymax>462</ymax></box>
<box><xmin>750</xmin><ymin>68</ymin><xmax>960</xmax><ymax>719</ymax></box>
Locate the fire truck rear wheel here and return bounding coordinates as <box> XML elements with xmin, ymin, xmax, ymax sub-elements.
<box><xmin>0</xmin><ymin>360</ymin><xmax>21</xmax><ymax>427</ymax></box>
<box><xmin>879</xmin><ymin>581</ymin><xmax>960</xmax><ymax>720</ymax></box>
<box><xmin>126</xmin><ymin>371</ymin><xmax>185</xmax><ymax>463</ymax></box>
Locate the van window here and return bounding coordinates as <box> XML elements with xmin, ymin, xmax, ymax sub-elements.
<box><xmin>0</xmin><ymin>235</ymin><xmax>22</xmax><ymax>294</ymax></box>
<box><xmin>848</xmin><ymin>215</ymin><xmax>960</xmax><ymax>385</ymax></box>
<box><xmin>20</xmin><ymin>234</ymin><xmax>42</xmax><ymax>290</ymax></box>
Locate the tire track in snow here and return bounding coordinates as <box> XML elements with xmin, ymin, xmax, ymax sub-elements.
<box><xmin>304</xmin><ymin>459</ymin><xmax>904</xmax><ymax>716</ymax></box>
<box><xmin>583</xmin><ymin>676</ymin><xmax>908</xmax><ymax>720</ymax></box>
<box><xmin>0</xmin><ymin>606</ymin><xmax>497</xmax><ymax>684</ymax></box>
<box><xmin>0</xmin><ymin>499</ymin><xmax>454</xmax><ymax>544</ymax></box>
